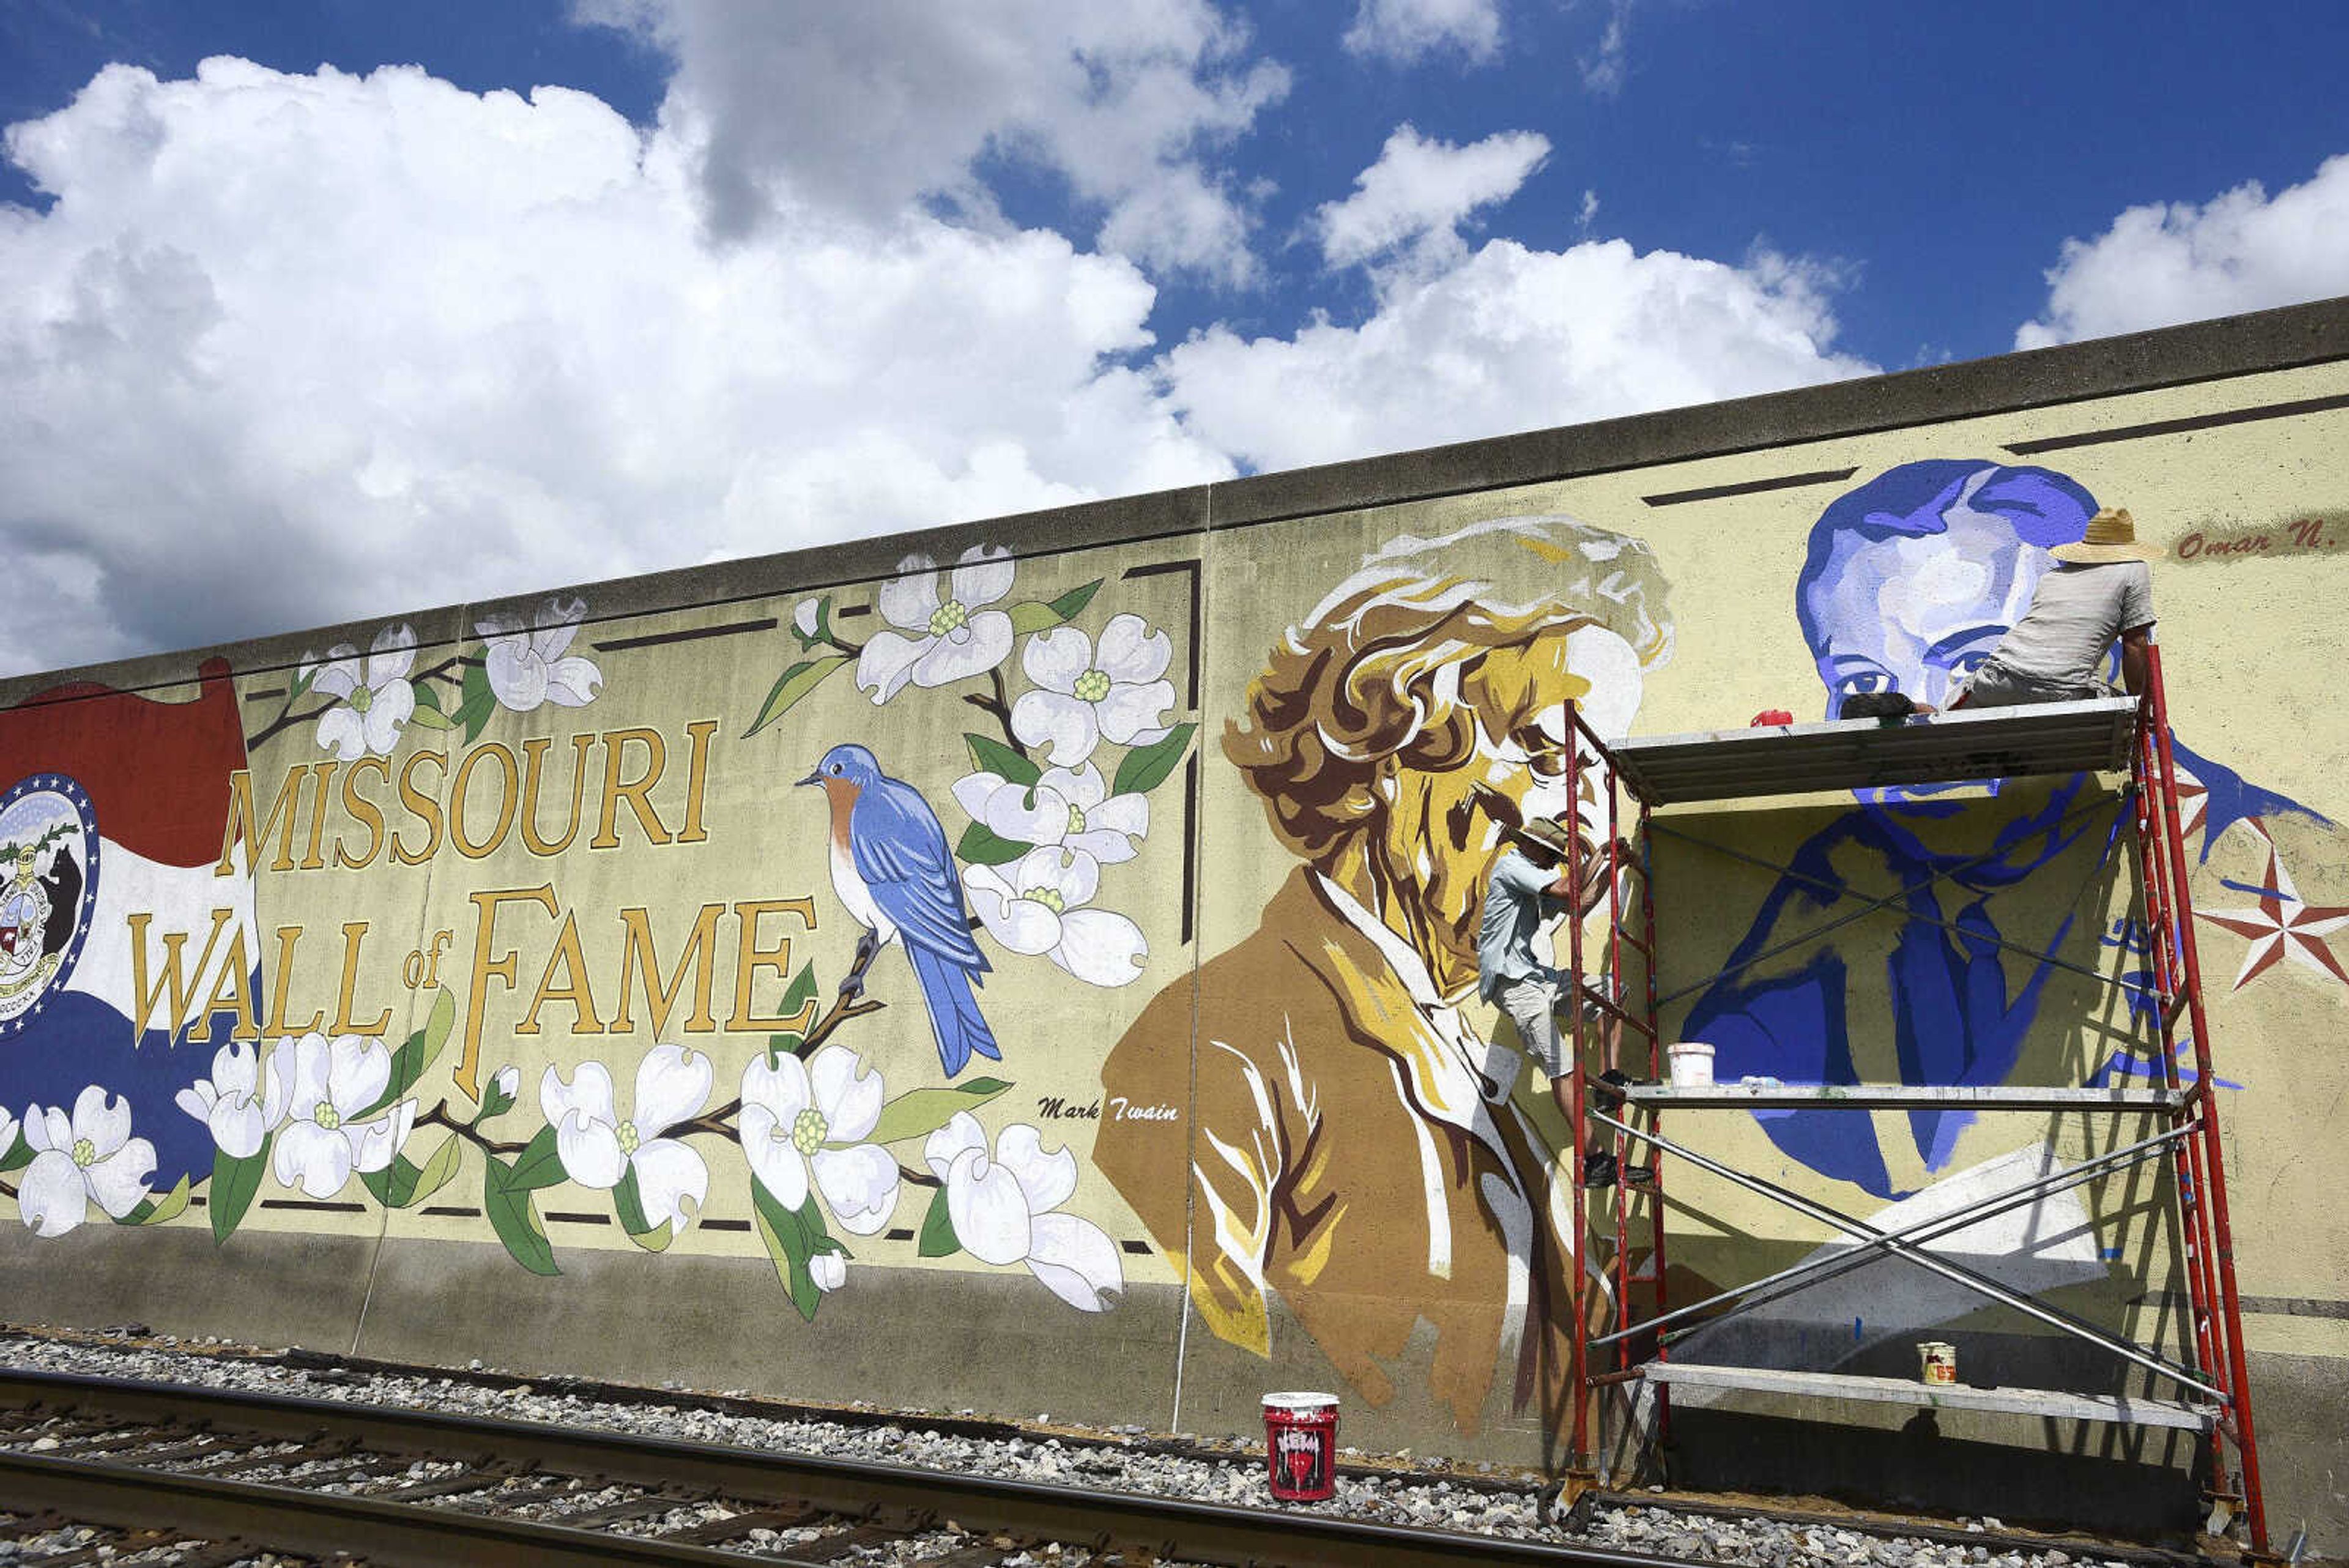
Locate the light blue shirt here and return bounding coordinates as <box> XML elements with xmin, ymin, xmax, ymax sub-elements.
<box><xmin>1477</xmin><ymin>849</ymin><xmax>1564</xmax><ymax>1003</ymax></box>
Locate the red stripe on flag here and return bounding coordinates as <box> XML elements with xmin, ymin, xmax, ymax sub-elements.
<box><xmin>0</xmin><ymin>658</ymin><xmax>247</xmax><ymax>869</ymax></box>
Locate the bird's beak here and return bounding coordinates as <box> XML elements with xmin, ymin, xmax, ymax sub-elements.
<box><xmin>795</xmin><ymin>771</ymin><xmax>822</xmax><ymax>787</ymax></box>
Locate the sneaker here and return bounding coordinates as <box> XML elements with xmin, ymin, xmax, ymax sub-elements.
<box><xmin>1581</xmin><ymin>1151</ymin><xmax>1617</xmax><ymax>1189</ymax></box>
<box><xmin>1622</xmin><ymin>1164</ymin><xmax>1658</xmax><ymax>1189</ymax></box>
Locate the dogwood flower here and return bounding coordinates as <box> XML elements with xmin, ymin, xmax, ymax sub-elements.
<box><xmin>1011</xmin><ymin>614</ymin><xmax>1176</xmax><ymax>767</ymax></box>
<box><xmin>738</xmin><ymin>1045</ymin><xmax>899</xmax><ymax>1236</ymax></box>
<box><xmin>855</xmin><ymin>546</ymin><xmax>1016</xmax><ymax>702</ymax></box>
<box><xmin>305</xmin><ymin>623</ymin><xmax>417</xmax><ymax>760</ymax></box>
<box><xmin>478</xmin><ymin>595</ymin><xmax>603</xmax><ymax>713</ymax></box>
<box><xmin>541</xmin><ymin>1045</ymin><xmax>712</xmax><ymax>1233</ymax></box>
<box><xmin>963</xmin><ymin>846</ymin><xmax>1148</xmax><ymax>987</ymax></box>
<box><xmin>0</xmin><ymin>1105</ymin><xmax>15</xmax><ymax>1157</ymax></box>
<box><xmin>924</xmin><ymin>1112</ymin><xmax>1122</xmax><ymax>1311</ymax></box>
<box><xmin>18</xmin><ymin>1088</ymin><xmax>155</xmax><ymax>1238</ymax></box>
<box><xmin>268</xmin><ymin>1033</ymin><xmax>416</xmax><ymax>1198</ymax></box>
<box><xmin>175</xmin><ymin>1040</ymin><xmax>286</xmax><ymax>1159</ymax></box>
<box><xmin>951</xmin><ymin>762</ymin><xmax>1148</xmax><ymax>866</ymax></box>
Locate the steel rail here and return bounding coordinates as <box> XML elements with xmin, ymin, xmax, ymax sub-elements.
<box><xmin>0</xmin><ymin>1367</ymin><xmax>1692</xmax><ymax>1568</ymax></box>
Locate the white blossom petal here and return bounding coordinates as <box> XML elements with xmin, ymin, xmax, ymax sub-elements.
<box><xmin>349</xmin><ymin>1101</ymin><xmax>414</xmax><ymax>1175</ymax></box>
<box><xmin>741</xmin><ymin>1050</ymin><xmax>814</xmax><ymax>1123</ymax></box>
<box><xmin>532</xmin><ymin>597</ymin><xmax>585</xmax><ymax>660</ymax></box>
<box><xmin>554</xmin><ymin>1110</ymin><xmax>626</xmax><ymax>1190</ymax></box>
<box><xmin>952</xmin><ymin>770</ymin><xmax>1006</xmax><ymax>822</ymax></box>
<box><xmin>475</xmin><ymin>612</ymin><xmax>526</xmax><ymax>642</ymax></box>
<box><xmin>212</xmin><ymin>1041</ymin><xmax>261</xmax><ymax>1101</ymax></box>
<box><xmin>994</xmin><ymin>1123</ymin><xmax>1078</xmax><ymax>1215</ymax></box>
<box><xmin>738</xmin><ymin>1102</ymin><xmax>809</xmax><ymax>1209</ymax></box>
<box><xmin>1094</xmin><ymin>614</ymin><xmax>1171</xmax><ymax>685</ymax></box>
<box><xmin>949</xmin><ymin>546</ymin><xmax>1015</xmax><ymax>609</ymax></box>
<box><xmin>1091</xmin><ymin>791</ymin><xmax>1149</xmax><ymax>840</ymax></box>
<box><xmin>811</xmin><ymin>1144</ymin><xmax>901</xmax><ymax>1236</ymax></box>
<box><xmin>1016</xmin><ymin>845</ymin><xmax>1099</xmax><ymax>910</ymax></box>
<box><xmin>1094</xmin><ymin>679</ymin><xmax>1176</xmax><ymax>748</ymax></box>
<box><xmin>486</xmin><ymin>637</ymin><xmax>547</xmax><ymax>711</ymax></box>
<box><xmin>854</xmin><ymin>629</ymin><xmax>933</xmax><ymax>704</ymax></box>
<box><xmin>947</xmin><ymin>1148</ymin><xmax>1033</xmax><ymax>1267</ymax></box>
<box><xmin>83</xmin><ymin>1139</ymin><xmax>155</xmax><ymax>1217</ymax></box>
<box><xmin>209</xmin><ymin>1097</ymin><xmax>269</xmax><ymax>1159</ymax></box>
<box><xmin>629</xmin><ymin>1137</ymin><xmax>708</xmax><ymax>1230</ymax></box>
<box><xmin>1041</xmin><ymin>764</ymin><xmax>1107</xmax><ymax>811</ymax></box>
<box><xmin>808</xmin><ymin>1046</ymin><xmax>883</xmax><ymax>1143</ymax></box>
<box><xmin>1026</xmin><ymin>1213</ymin><xmax>1124</xmax><ymax>1311</ymax></box>
<box><xmin>31</xmin><ymin>1104</ymin><xmax>71</xmax><ymax>1153</ymax></box>
<box><xmin>962</xmin><ymin>866</ymin><xmax>1063</xmax><ymax>955</ymax></box>
<box><xmin>309</xmin><ymin>650</ymin><xmax>362</xmax><ymax>699</ymax></box>
<box><xmin>275</xmin><ymin>1119</ymin><xmax>354</xmax><ymax>1198</ymax></box>
<box><xmin>633</xmin><ymin>1045</ymin><xmax>712</xmax><ymax>1139</ymax></box>
<box><xmin>286</xmin><ymin>1035</ymin><xmax>335</xmax><ymax>1118</ymax></box>
<box><xmin>792</xmin><ymin>599</ymin><xmax>821</xmax><ymax>638</ymax></box>
<box><xmin>923</xmin><ymin>1109</ymin><xmax>988</xmax><ymax>1184</ymax></box>
<box><xmin>1021</xmin><ymin>626</ymin><xmax>1091</xmax><ymax>694</ymax></box>
<box><xmin>1011</xmin><ymin>689</ymin><xmax>1099</xmax><ymax>767</ymax></box>
<box><xmin>982</xmin><ymin>781</ymin><xmax>1073</xmax><ymax>847</ymax></box>
<box><xmin>360</xmin><ymin>681</ymin><xmax>414</xmax><ymax>755</ymax></box>
<box><xmin>328</xmin><ymin>1036</ymin><xmax>391</xmax><ymax>1120</ymax></box>
<box><xmin>911</xmin><ymin>610</ymin><xmax>1013</xmax><ymax>687</ymax></box>
<box><xmin>541</xmin><ymin>1061</ymin><xmax>617</xmax><ymax>1132</ymax></box>
<box><xmin>876</xmin><ymin>557</ymin><xmax>942</xmax><ymax>631</ymax></box>
<box><xmin>540</xmin><ymin>656</ymin><xmax>601</xmax><ymax>707</ymax></box>
<box><xmin>69</xmin><ymin>1085</ymin><xmax>132</xmax><ymax>1157</ymax></box>
<box><xmin>811</xmin><ymin>1250</ymin><xmax>847</xmax><ymax>1291</ymax></box>
<box><xmin>314</xmin><ymin>705</ymin><xmax>368</xmax><ymax>762</ymax></box>
<box><xmin>1050</xmin><ymin>908</ymin><xmax>1149</xmax><ymax>987</ymax></box>
<box><xmin>365</xmin><ymin>623</ymin><xmax>417</xmax><ymax>686</ymax></box>
<box><xmin>18</xmin><ymin>1150</ymin><xmax>84</xmax><ymax>1236</ymax></box>
<box><xmin>0</xmin><ymin>1107</ymin><xmax>18</xmax><ymax>1154</ymax></box>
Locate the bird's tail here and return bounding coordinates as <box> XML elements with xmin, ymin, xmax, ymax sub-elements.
<box><xmin>908</xmin><ymin>945</ymin><xmax>1001</xmax><ymax>1077</ymax></box>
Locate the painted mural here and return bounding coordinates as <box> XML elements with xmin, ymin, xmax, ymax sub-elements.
<box><xmin>0</xmin><ymin>349</ymin><xmax>2343</xmax><ymax>1528</ymax></box>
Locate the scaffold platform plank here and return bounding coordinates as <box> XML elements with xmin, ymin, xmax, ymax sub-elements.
<box><xmin>1610</xmin><ymin>697</ymin><xmax>2138</xmax><ymax>806</ymax></box>
<box><xmin>1620</xmin><ymin>1083</ymin><xmax>2186</xmax><ymax>1112</ymax></box>
<box><xmin>1641</xmin><ymin>1363</ymin><xmax>2217</xmax><ymax>1430</ymax></box>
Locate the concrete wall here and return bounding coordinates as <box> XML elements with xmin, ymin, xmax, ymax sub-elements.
<box><xmin>1</xmin><ymin>297</ymin><xmax>2343</xmax><ymax>1544</ymax></box>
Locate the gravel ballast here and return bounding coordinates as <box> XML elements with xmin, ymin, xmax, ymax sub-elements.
<box><xmin>0</xmin><ymin>1329</ymin><xmax>2210</xmax><ymax>1568</ymax></box>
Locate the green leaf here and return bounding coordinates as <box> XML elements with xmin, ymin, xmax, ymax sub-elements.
<box><xmin>751</xmin><ymin>1179</ymin><xmax>822</xmax><ymax>1321</ymax></box>
<box><xmin>963</xmin><ymin>732</ymin><xmax>1041</xmax><ymax>787</ymax></box>
<box><xmin>360</xmin><ymin>1153</ymin><xmax>423</xmax><ymax>1209</ymax></box>
<box><xmin>865</xmin><ymin>1077</ymin><xmax>1013</xmax><ymax>1148</ymax></box>
<box><xmin>456</xmin><ymin>656</ymin><xmax>498</xmax><ymax>746</ymax></box>
<box><xmin>356</xmin><ymin>987</ymin><xmax>456</xmax><ymax>1119</ymax></box>
<box><xmin>477</xmin><ymin>1069</ymin><xmax>517</xmax><ymax>1121</ymax></box>
<box><xmin>777</xmin><ymin>960</ymin><xmax>819</xmax><ymax>1035</ymax></box>
<box><xmin>140</xmin><ymin>1175</ymin><xmax>192</xmax><ymax>1226</ymax></box>
<box><xmin>0</xmin><ymin>1128</ymin><xmax>28</xmax><ymax>1173</ymax></box>
<box><xmin>917</xmin><ymin>1186</ymin><xmax>962</xmax><ymax>1258</ymax></box>
<box><xmin>744</xmin><ymin>653</ymin><xmax>852</xmax><ymax>739</ymax></box>
<box><xmin>405</xmin><ymin>702</ymin><xmax>456</xmax><ymax>731</ymax></box>
<box><xmin>115</xmin><ymin>1196</ymin><xmax>156</xmax><ymax>1225</ymax></box>
<box><xmin>289</xmin><ymin>663</ymin><xmax>317</xmax><ymax>702</ymax></box>
<box><xmin>210</xmin><ymin>1139</ymin><xmax>269</xmax><ymax>1244</ymax></box>
<box><xmin>507</xmin><ymin>1124</ymin><xmax>567</xmax><ymax>1191</ymax></box>
<box><xmin>1005</xmin><ymin>578</ymin><xmax>1104</xmax><ymax>636</ymax></box>
<box><xmin>483</xmin><ymin>1154</ymin><xmax>560</xmax><ymax>1276</ymax></box>
<box><xmin>407</xmin><ymin>1135</ymin><xmax>465</xmax><ymax>1207</ymax></box>
<box><xmin>955</xmin><ymin>822</ymin><xmax>1031</xmax><ymax>866</ymax></box>
<box><xmin>414</xmin><ymin>680</ymin><xmax>445</xmax><ymax>714</ymax></box>
<box><xmin>1112</xmin><ymin>721</ymin><xmax>1198</xmax><ymax>798</ymax></box>
<box><xmin>612</xmin><ymin>1167</ymin><xmax>674</xmax><ymax>1252</ymax></box>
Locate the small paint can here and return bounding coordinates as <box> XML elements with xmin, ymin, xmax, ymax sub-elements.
<box><xmin>1667</xmin><ymin>1041</ymin><xmax>1715</xmax><ymax>1087</ymax></box>
<box><xmin>1917</xmin><ymin>1342</ymin><xmax>1958</xmax><ymax>1384</ymax></box>
<box><xmin>1261</xmin><ymin>1392</ymin><xmax>1340</xmax><ymax>1502</ymax></box>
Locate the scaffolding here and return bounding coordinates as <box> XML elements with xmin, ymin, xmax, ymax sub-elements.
<box><xmin>1555</xmin><ymin>647</ymin><xmax>2269</xmax><ymax>1555</ymax></box>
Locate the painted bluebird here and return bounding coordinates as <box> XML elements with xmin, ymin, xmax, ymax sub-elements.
<box><xmin>799</xmin><ymin>743</ymin><xmax>1000</xmax><ymax>1076</ymax></box>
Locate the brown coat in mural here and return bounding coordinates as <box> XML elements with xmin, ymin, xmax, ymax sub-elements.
<box><xmin>1096</xmin><ymin>515</ymin><xmax>1675</xmax><ymax>1435</ymax></box>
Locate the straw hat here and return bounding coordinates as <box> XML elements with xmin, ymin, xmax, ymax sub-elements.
<box><xmin>2051</xmin><ymin>507</ymin><xmax>2164</xmax><ymax>565</ymax></box>
<box><xmin>1519</xmin><ymin>817</ymin><xmax>1578</xmax><ymax>859</ymax></box>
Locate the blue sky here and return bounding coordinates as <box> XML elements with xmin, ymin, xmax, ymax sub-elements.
<box><xmin>1</xmin><ymin>0</ymin><xmax>2345</xmax><ymax>674</ymax></box>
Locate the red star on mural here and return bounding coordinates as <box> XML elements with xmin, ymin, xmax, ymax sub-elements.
<box><xmin>2196</xmin><ymin>839</ymin><xmax>2349</xmax><ymax>992</ymax></box>
<box><xmin>2170</xmin><ymin>756</ymin><xmax>2209</xmax><ymax>847</ymax></box>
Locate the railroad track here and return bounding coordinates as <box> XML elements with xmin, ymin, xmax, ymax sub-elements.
<box><xmin>0</xmin><ymin>1367</ymin><xmax>1675</xmax><ymax>1567</ymax></box>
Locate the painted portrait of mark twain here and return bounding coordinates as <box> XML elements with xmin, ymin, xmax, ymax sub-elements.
<box><xmin>1094</xmin><ymin>516</ymin><xmax>1672</xmax><ymax>1435</ymax></box>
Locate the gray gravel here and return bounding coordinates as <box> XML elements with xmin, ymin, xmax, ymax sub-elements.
<box><xmin>0</xmin><ymin>1331</ymin><xmax>2166</xmax><ymax>1568</ymax></box>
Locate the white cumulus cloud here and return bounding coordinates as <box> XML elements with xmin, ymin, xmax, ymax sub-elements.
<box><xmin>0</xmin><ymin>58</ymin><xmax>1228</xmax><ymax>675</ymax></box>
<box><xmin>1315</xmin><ymin>124</ymin><xmax>1549</xmax><ymax>275</ymax></box>
<box><xmin>2017</xmin><ymin>152</ymin><xmax>2349</xmax><ymax>348</ymax></box>
<box><xmin>1341</xmin><ymin>0</ymin><xmax>1504</xmax><ymax>66</ymax></box>
<box><xmin>1160</xmin><ymin>240</ymin><xmax>1875</xmax><ymax>473</ymax></box>
<box><xmin>577</xmin><ymin>0</ymin><xmax>1288</xmax><ymax>286</ymax></box>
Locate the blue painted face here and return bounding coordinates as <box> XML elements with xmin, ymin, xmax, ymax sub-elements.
<box><xmin>1794</xmin><ymin>461</ymin><xmax>2097</xmax><ymax>808</ymax></box>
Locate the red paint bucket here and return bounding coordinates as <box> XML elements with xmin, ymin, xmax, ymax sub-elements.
<box><xmin>1262</xmin><ymin>1392</ymin><xmax>1339</xmax><ymax>1502</ymax></box>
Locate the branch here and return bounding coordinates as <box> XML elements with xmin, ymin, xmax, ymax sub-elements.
<box><xmin>0</xmin><ymin>1178</ymin><xmax>13</xmax><ymax>1200</ymax></box>
<box><xmin>244</xmin><ymin>699</ymin><xmax>338</xmax><ymax>752</ymax></box>
<box><xmin>795</xmin><ymin>990</ymin><xmax>885</xmax><ymax>1057</ymax></box>
<box><xmin>417</xmin><ymin>1102</ymin><xmax>529</xmax><ymax>1157</ymax></box>
<box><xmin>962</xmin><ymin>666</ymin><xmax>1031</xmax><ymax>760</ymax></box>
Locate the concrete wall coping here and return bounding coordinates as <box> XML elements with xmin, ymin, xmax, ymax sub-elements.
<box><xmin>10</xmin><ymin>294</ymin><xmax>2346</xmax><ymax>707</ymax></box>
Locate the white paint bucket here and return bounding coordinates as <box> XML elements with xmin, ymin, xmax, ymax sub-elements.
<box><xmin>1666</xmin><ymin>1041</ymin><xmax>1715</xmax><ymax>1087</ymax></box>
<box><xmin>1917</xmin><ymin>1342</ymin><xmax>1957</xmax><ymax>1384</ymax></box>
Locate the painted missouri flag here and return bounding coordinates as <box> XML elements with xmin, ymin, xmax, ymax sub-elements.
<box><xmin>0</xmin><ymin>658</ymin><xmax>258</xmax><ymax>1187</ymax></box>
